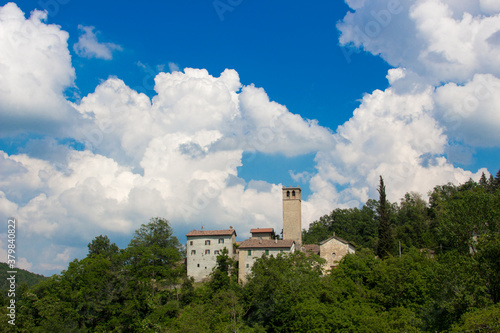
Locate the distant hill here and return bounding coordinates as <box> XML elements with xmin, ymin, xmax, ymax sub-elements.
<box><xmin>0</xmin><ymin>262</ymin><xmax>47</xmax><ymax>292</ymax></box>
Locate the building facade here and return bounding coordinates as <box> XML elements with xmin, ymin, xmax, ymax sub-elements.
<box><xmin>185</xmin><ymin>186</ymin><xmax>355</xmax><ymax>282</ymax></box>
<box><xmin>319</xmin><ymin>235</ymin><xmax>356</xmax><ymax>272</ymax></box>
<box><xmin>238</xmin><ymin>237</ymin><xmax>295</xmax><ymax>283</ymax></box>
<box><xmin>186</xmin><ymin>227</ymin><xmax>237</xmax><ymax>282</ymax></box>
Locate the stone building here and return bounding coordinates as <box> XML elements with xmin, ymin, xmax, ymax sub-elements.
<box><xmin>318</xmin><ymin>235</ymin><xmax>356</xmax><ymax>272</ymax></box>
<box><xmin>185</xmin><ymin>186</ymin><xmax>355</xmax><ymax>282</ymax></box>
<box><xmin>186</xmin><ymin>227</ymin><xmax>237</xmax><ymax>282</ymax></box>
<box><xmin>237</xmin><ymin>228</ymin><xmax>295</xmax><ymax>283</ymax></box>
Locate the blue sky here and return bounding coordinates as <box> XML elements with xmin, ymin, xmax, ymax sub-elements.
<box><xmin>1</xmin><ymin>0</ymin><xmax>499</xmax><ymax>275</ymax></box>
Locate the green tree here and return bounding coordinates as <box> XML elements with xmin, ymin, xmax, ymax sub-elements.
<box><xmin>243</xmin><ymin>252</ymin><xmax>325</xmax><ymax>332</ymax></box>
<box><xmin>450</xmin><ymin>303</ymin><xmax>500</xmax><ymax>332</ymax></box>
<box><xmin>476</xmin><ymin>233</ymin><xmax>500</xmax><ymax>303</ymax></box>
<box><xmin>125</xmin><ymin>217</ymin><xmax>184</xmax><ymax>294</ymax></box>
<box><xmin>394</xmin><ymin>192</ymin><xmax>434</xmax><ymax>251</ymax></box>
<box><xmin>87</xmin><ymin>234</ymin><xmax>119</xmax><ymax>258</ymax></box>
<box><xmin>436</xmin><ymin>186</ymin><xmax>499</xmax><ymax>253</ymax></box>
<box><xmin>208</xmin><ymin>247</ymin><xmax>238</xmax><ymax>294</ymax></box>
<box><xmin>302</xmin><ymin>200</ymin><xmax>378</xmax><ymax>250</ymax></box>
<box><xmin>377</xmin><ymin>176</ymin><xmax>394</xmax><ymax>258</ymax></box>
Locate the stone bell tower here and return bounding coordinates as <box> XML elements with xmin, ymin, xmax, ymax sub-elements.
<box><xmin>282</xmin><ymin>186</ymin><xmax>302</xmax><ymax>246</ymax></box>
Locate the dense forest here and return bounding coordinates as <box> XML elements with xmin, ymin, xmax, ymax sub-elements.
<box><xmin>1</xmin><ymin>171</ymin><xmax>500</xmax><ymax>332</ymax></box>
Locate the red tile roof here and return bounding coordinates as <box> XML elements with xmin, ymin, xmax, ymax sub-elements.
<box><xmin>239</xmin><ymin>239</ymin><xmax>294</xmax><ymax>249</ymax></box>
<box><xmin>250</xmin><ymin>228</ymin><xmax>274</xmax><ymax>233</ymax></box>
<box><xmin>186</xmin><ymin>229</ymin><xmax>236</xmax><ymax>237</ymax></box>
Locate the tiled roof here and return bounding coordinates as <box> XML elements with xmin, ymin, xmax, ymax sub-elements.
<box><xmin>319</xmin><ymin>235</ymin><xmax>354</xmax><ymax>247</ymax></box>
<box><xmin>250</xmin><ymin>228</ymin><xmax>274</xmax><ymax>233</ymax></box>
<box><xmin>186</xmin><ymin>229</ymin><xmax>236</xmax><ymax>237</ymax></box>
<box><xmin>303</xmin><ymin>244</ymin><xmax>320</xmax><ymax>255</ymax></box>
<box><xmin>239</xmin><ymin>239</ymin><xmax>294</xmax><ymax>249</ymax></box>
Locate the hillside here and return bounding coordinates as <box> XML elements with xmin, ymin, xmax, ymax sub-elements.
<box><xmin>0</xmin><ymin>262</ymin><xmax>47</xmax><ymax>291</ymax></box>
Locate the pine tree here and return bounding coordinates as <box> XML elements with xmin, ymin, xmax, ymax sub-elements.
<box><xmin>495</xmin><ymin>169</ymin><xmax>500</xmax><ymax>189</ymax></box>
<box><xmin>377</xmin><ymin>176</ymin><xmax>393</xmax><ymax>259</ymax></box>
<box><xmin>479</xmin><ymin>172</ymin><xmax>488</xmax><ymax>187</ymax></box>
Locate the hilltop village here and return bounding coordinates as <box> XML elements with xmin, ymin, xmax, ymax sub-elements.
<box><xmin>185</xmin><ymin>186</ymin><xmax>355</xmax><ymax>283</ymax></box>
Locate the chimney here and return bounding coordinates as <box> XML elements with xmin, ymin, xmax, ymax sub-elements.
<box><xmin>275</xmin><ymin>238</ymin><xmax>278</xmax><ymax>244</ymax></box>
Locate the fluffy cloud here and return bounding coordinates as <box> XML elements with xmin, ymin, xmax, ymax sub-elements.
<box><xmin>0</xmin><ymin>1</ymin><xmax>494</xmax><ymax>276</ymax></box>
<box><xmin>434</xmin><ymin>74</ymin><xmax>500</xmax><ymax>147</ymax></box>
<box><xmin>73</xmin><ymin>25</ymin><xmax>122</xmax><ymax>60</ymax></box>
<box><xmin>338</xmin><ymin>0</ymin><xmax>500</xmax><ymax>84</ymax></box>
<box><xmin>0</xmin><ymin>3</ymin><xmax>78</xmax><ymax>136</ymax></box>
<box><xmin>306</xmin><ymin>84</ymin><xmax>484</xmax><ymax>215</ymax></box>
<box><xmin>0</xmin><ymin>61</ymin><xmax>333</xmax><ymax>274</ymax></box>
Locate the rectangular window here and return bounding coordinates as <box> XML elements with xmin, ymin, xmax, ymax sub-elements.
<box><xmin>191</xmin><ymin>250</ymin><xmax>196</xmax><ymax>255</ymax></box>
<box><xmin>247</xmin><ymin>250</ymin><xmax>251</xmax><ymax>256</ymax></box>
<box><xmin>190</xmin><ymin>241</ymin><xmax>193</xmax><ymax>245</ymax></box>
<box><xmin>205</xmin><ymin>249</ymin><xmax>210</xmax><ymax>255</ymax></box>
<box><xmin>214</xmin><ymin>250</ymin><xmax>220</xmax><ymax>255</ymax></box>
<box><xmin>218</xmin><ymin>238</ymin><xmax>224</xmax><ymax>244</ymax></box>
<box><xmin>265</xmin><ymin>249</ymin><xmax>269</xmax><ymax>255</ymax></box>
<box><xmin>205</xmin><ymin>240</ymin><xmax>211</xmax><ymax>245</ymax></box>
<box><xmin>280</xmin><ymin>250</ymin><xmax>284</xmax><ymax>254</ymax></box>
<box><xmin>246</xmin><ymin>264</ymin><xmax>249</xmax><ymax>268</ymax></box>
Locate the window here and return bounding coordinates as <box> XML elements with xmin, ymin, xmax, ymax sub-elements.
<box><xmin>191</xmin><ymin>250</ymin><xmax>196</xmax><ymax>255</ymax></box>
<box><xmin>286</xmin><ymin>190</ymin><xmax>290</xmax><ymax>198</ymax></box>
<box><xmin>265</xmin><ymin>249</ymin><xmax>269</xmax><ymax>255</ymax></box>
<box><xmin>214</xmin><ymin>250</ymin><xmax>220</xmax><ymax>255</ymax></box>
<box><xmin>332</xmin><ymin>252</ymin><xmax>336</xmax><ymax>258</ymax></box>
<box><xmin>246</xmin><ymin>264</ymin><xmax>249</xmax><ymax>268</ymax></box>
<box><xmin>205</xmin><ymin>249</ymin><xmax>210</xmax><ymax>255</ymax></box>
<box><xmin>292</xmin><ymin>190</ymin><xmax>296</xmax><ymax>198</ymax></box>
<box><xmin>190</xmin><ymin>241</ymin><xmax>193</xmax><ymax>245</ymax></box>
<box><xmin>280</xmin><ymin>250</ymin><xmax>284</xmax><ymax>254</ymax></box>
<box><xmin>205</xmin><ymin>240</ymin><xmax>211</xmax><ymax>245</ymax></box>
<box><xmin>247</xmin><ymin>250</ymin><xmax>252</xmax><ymax>256</ymax></box>
<box><xmin>218</xmin><ymin>238</ymin><xmax>224</xmax><ymax>244</ymax></box>
<box><xmin>197</xmin><ymin>264</ymin><xmax>200</xmax><ymax>267</ymax></box>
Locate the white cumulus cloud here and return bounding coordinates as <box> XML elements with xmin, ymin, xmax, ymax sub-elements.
<box><xmin>73</xmin><ymin>25</ymin><xmax>122</xmax><ymax>60</ymax></box>
<box><xmin>0</xmin><ymin>2</ymin><xmax>79</xmax><ymax>136</ymax></box>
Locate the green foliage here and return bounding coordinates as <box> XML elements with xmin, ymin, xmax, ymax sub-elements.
<box><xmin>435</xmin><ymin>185</ymin><xmax>500</xmax><ymax>253</ymax></box>
<box><xmin>0</xmin><ymin>262</ymin><xmax>46</xmax><ymax>292</ymax></box>
<box><xmin>302</xmin><ymin>201</ymin><xmax>378</xmax><ymax>249</ymax></box>
<box><xmin>5</xmin><ymin>171</ymin><xmax>500</xmax><ymax>332</ymax></box>
<box><xmin>243</xmin><ymin>252</ymin><xmax>325</xmax><ymax>332</ymax></box>
<box><xmin>450</xmin><ymin>303</ymin><xmax>500</xmax><ymax>332</ymax></box>
<box><xmin>377</xmin><ymin>176</ymin><xmax>394</xmax><ymax>258</ymax></box>
<box><xmin>87</xmin><ymin>234</ymin><xmax>119</xmax><ymax>258</ymax></box>
<box><xmin>124</xmin><ymin>217</ymin><xmax>184</xmax><ymax>296</ymax></box>
<box><xmin>208</xmin><ymin>247</ymin><xmax>238</xmax><ymax>294</ymax></box>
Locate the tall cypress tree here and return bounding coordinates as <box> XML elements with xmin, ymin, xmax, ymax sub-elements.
<box><xmin>377</xmin><ymin>176</ymin><xmax>393</xmax><ymax>259</ymax></box>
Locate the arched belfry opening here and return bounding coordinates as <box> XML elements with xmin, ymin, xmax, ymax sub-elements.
<box><xmin>286</xmin><ymin>190</ymin><xmax>290</xmax><ymax>198</ymax></box>
<box><xmin>292</xmin><ymin>190</ymin><xmax>295</xmax><ymax>198</ymax></box>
